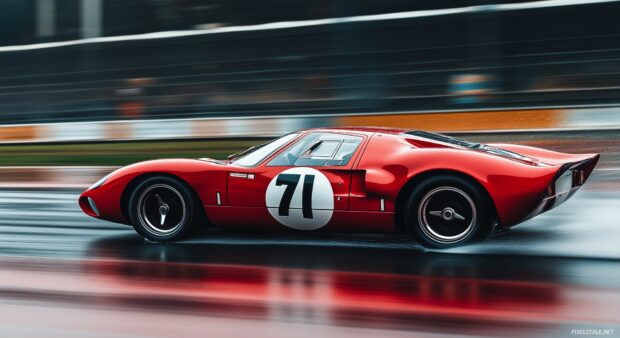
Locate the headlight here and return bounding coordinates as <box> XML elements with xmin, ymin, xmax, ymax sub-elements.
<box><xmin>90</xmin><ymin>172</ymin><xmax>112</xmax><ymax>190</ymax></box>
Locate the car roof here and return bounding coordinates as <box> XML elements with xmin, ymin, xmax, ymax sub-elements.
<box><xmin>304</xmin><ymin>126</ymin><xmax>408</xmax><ymax>136</ymax></box>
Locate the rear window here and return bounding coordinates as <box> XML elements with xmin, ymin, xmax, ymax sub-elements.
<box><xmin>404</xmin><ymin>130</ymin><xmax>479</xmax><ymax>148</ymax></box>
<box><xmin>405</xmin><ymin>130</ymin><xmax>532</xmax><ymax>162</ymax></box>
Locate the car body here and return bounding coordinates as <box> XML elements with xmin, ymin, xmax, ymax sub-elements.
<box><xmin>79</xmin><ymin>127</ymin><xmax>599</xmax><ymax>248</ymax></box>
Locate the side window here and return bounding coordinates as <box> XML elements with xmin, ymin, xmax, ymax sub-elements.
<box><xmin>303</xmin><ymin>140</ymin><xmax>341</xmax><ymax>158</ymax></box>
<box><xmin>327</xmin><ymin>139</ymin><xmax>361</xmax><ymax>165</ymax></box>
<box><xmin>268</xmin><ymin>132</ymin><xmax>363</xmax><ymax>167</ymax></box>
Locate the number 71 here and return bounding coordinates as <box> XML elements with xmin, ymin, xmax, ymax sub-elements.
<box><xmin>275</xmin><ymin>174</ymin><xmax>315</xmax><ymax>219</ymax></box>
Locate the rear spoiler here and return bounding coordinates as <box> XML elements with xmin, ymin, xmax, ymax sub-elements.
<box><xmin>552</xmin><ymin>154</ymin><xmax>599</xmax><ymax>190</ymax></box>
<box><xmin>545</xmin><ymin>154</ymin><xmax>599</xmax><ymax>210</ymax></box>
<box><xmin>523</xmin><ymin>154</ymin><xmax>599</xmax><ymax>222</ymax></box>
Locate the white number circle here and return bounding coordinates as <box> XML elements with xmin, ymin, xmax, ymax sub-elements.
<box><xmin>265</xmin><ymin>167</ymin><xmax>334</xmax><ymax>230</ymax></box>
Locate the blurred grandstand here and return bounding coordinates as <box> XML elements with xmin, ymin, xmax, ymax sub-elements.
<box><xmin>0</xmin><ymin>0</ymin><xmax>620</xmax><ymax>124</ymax></box>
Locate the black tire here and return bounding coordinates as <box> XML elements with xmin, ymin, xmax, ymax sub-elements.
<box><xmin>128</xmin><ymin>176</ymin><xmax>197</xmax><ymax>242</ymax></box>
<box><xmin>404</xmin><ymin>174</ymin><xmax>492</xmax><ymax>249</ymax></box>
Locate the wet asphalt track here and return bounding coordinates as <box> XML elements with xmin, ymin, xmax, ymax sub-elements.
<box><xmin>0</xmin><ymin>183</ymin><xmax>620</xmax><ymax>337</ymax></box>
<box><xmin>1</xmin><ymin>186</ymin><xmax>620</xmax><ymax>260</ymax></box>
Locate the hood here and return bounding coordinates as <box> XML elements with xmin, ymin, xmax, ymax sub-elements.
<box><xmin>109</xmin><ymin>158</ymin><xmax>222</xmax><ymax>180</ymax></box>
<box><xmin>198</xmin><ymin>157</ymin><xmax>228</xmax><ymax>165</ymax></box>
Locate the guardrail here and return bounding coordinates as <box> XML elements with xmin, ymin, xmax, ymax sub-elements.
<box><xmin>1</xmin><ymin>106</ymin><xmax>620</xmax><ymax>144</ymax></box>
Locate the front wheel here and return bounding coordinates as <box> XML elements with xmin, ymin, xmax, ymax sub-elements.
<box><xmin>128</xmin><ymin>176</ymin><xmax>197</xmax><ymax>242</ymax></box>
<box><xmin>404</xmin><ymin>175</ymin><xmax>492</xmax><ymax>248</ymax></box>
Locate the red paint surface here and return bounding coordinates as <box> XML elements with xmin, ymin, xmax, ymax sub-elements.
<box><xmin>79</xmin><ymin>127</ymin><xmax>599</xmax><ymax>231</ymax></box>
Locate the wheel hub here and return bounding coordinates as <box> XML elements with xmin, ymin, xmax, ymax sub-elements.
<box><xmin>441</xmin><ymin>207</ymin><xmax>455</xmax><ymax>221</ymax></box>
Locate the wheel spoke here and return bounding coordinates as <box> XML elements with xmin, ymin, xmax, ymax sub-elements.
<box><xmin>453</xmin><ymin>211</ymin><xmax>466</xmax><ymax>221</ymax></box>
<box><xmin>155</xmin><ymin>194</ymin><xmax>165</xmax><ymax>207</ymax></box>
<box><xmin>429</xmin><ymin>210</ymin><xmax>443</xmax><ymax>218</ymax></box>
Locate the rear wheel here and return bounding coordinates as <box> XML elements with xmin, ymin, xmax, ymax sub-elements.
<box><xmin>128</xmin><ymin>176</ymin><xmax>197</xmax><ymax>242</ymax></box>
<box><xmin>404</xmin><ymin>175</ymin><xmax>492</xmax><ymax>248</ymax></box>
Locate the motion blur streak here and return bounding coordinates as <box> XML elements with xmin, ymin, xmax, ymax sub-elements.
<box><xmin>1</xmin><ymin>0</ymin><xmax>616</xmax><ymax>52</ymax></box>
<box><xmin>3</xmin><ymin>1</ymin><xmax>620</xmax><ymax>124</ymax></box>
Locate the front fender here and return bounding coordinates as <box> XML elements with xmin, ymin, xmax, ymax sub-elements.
<box><xmin>79</xmin><ymin>159</ymin><xmax>228</xmax><ymax>224</ymax></box>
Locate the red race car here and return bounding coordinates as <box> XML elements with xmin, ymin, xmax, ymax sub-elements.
<box><xmin>79</xmin><ymin>127</ymin><xmax>599</xmax><ymax>248</ymax></box>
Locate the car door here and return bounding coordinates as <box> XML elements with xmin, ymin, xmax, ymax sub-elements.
<box><xmin>226</xmin><ymin>131</ymin><xmax>366</xmax><ymax>230</ymax></box>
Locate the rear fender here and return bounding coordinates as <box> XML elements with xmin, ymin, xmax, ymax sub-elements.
<box><xmin>359</xmin><ymin>145</ymin><xmax>560</xmax><ymax>227</ymax></box>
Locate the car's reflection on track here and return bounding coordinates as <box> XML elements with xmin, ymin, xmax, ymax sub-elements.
<box><xmin>84</xmin><ymin>233</ymin><xmax>620</xmax><ymax>336</ymax></box>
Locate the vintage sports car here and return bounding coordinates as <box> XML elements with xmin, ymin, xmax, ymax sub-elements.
<box><xmin>79</xmin><ymin>127</ymin><xmax>599</xmax><ymax>248</ymax></box>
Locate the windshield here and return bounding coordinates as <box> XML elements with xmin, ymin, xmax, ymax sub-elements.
<box><xmin>232</xmin><ymin>133</ymin><xmax>300</xmax><ymax>167</ymax></box>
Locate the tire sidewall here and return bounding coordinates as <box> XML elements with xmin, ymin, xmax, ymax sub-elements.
<box><xmin>404</xmin><ymin>175</ymin><xmax>490</xmax><ymax>248</ymax></box>
<box><xmin>128</xmin><ymin>176</ymin><xmax>195</xmax><ymax>242</ymax></box>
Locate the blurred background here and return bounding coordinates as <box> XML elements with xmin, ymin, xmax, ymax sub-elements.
<box><xmin>0</xmin><ymin>0</ymin><xmax>620</xmax><ymax>124</ymax></box>
<box><xmin>0</xmin><ymin>1</ymin><xmax>620</xmax><ymax>337</ymax></box>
